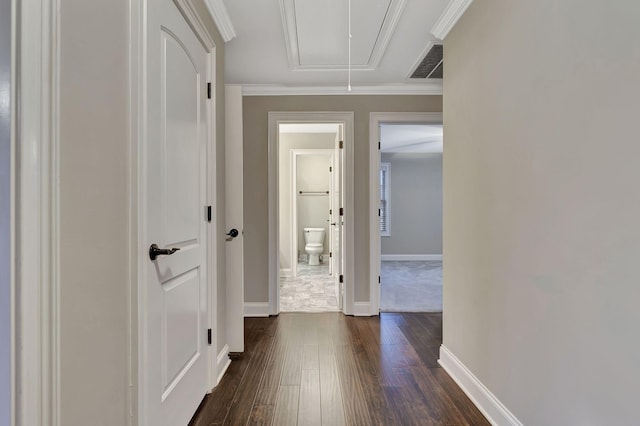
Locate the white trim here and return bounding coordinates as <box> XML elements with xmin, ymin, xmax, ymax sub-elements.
<box><xmin>174</xmin><ymin>0</ymin><xmax>216</xmax><ymax>49</ymax></box>
<box><xmin>206</xmin><ymin>47</ymin><xmax>219</xmax><ymax>392</ymax></box>
<box><xmin>439</xmin><ymin>346</ymin><xmax>523</xmax><ymax>426</ymax></box>
<box><xmin>278</xmin><ymin>0</ymin><xmax>406</xmax><ymax>71</ymax></box>
<box><xmin>279</xmin><ymin>268</ymin><xmax>293</xmax><ymax>278</ymax></box>
<box><xmin>369</xmin><ymin>112</ymin><xmax>443</xmax><ymax>316</ymax></box>
<box><xmin>268</xmin><ymin>112</ymin><xmax>355</xmax><ymax>316</ymax></box>
<box><xmin>353</xmin><ymin>302</ymin><xmax>372</xmax><ymax>316</ymax></box>
<box><xmin>381</xmin><ymin>254</ymin><xmax>443</xmax><ymax>261</ymax></box>
<box><xmin>244</xmin><ymin>303</ymin><xmax>271</xmax><ymax>317</ymax></box>
<box><xmin>242</xmin><ymin>83</ymin><xmax>443</xmax><ymax>97</ymax></box>
<box><xmin>430</xmin><ymin>0</ymin><xmax>474</xmax><ymax>41</ymax></box>
<box><xmin>290</xmin><ymin>149</ymin><xmax>334</xmax><ymax>279</ymax></box>
<box><xmin>215</xmin><ymin>345</ymin><xmax>231</xmax><ymax>385</ymax></box>
<box><xmin>204</xmin><ymin>0</ymin><xmax>237</xmax><ymax>42</ymax></box>
<box><xmin>17</xmin><ymin>0</ymin><xmax>60</xmax><ymax>423</ymax></box>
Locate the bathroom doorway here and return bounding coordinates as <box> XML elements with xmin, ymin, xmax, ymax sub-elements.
<box><xmin>277</xmin><ymin>123</ymin><xmax>343</xmax><ymax>312</ymax></box>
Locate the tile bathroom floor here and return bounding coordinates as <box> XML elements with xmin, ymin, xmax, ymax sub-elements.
<box><xmin>280</xmin><ymin>258</ymin><xmax>339</xmax><ymax>312</ymax></box>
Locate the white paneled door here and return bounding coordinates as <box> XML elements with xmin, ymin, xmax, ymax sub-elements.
<box><xmin>142</xmin><ymin>0</ymin><xmax>209</xmax><ymax>424</ymax></box>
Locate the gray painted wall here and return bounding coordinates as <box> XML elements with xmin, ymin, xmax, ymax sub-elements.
<box><xmin>243</xmin><ymin>95</ymin><xmax>443</xmax><ymax>303</ymax></box>
<box><xmin>380</xmin><ymin>153</ymin><xmax>442</xmax><ymax>255</ymax></box>
<box><xmin>0</xmin><ymin>0</ymin><xmax>12</xmax><ymax>423</ymax></box>
<box><xmin>278</xmin><ymin>133</ymin><xmax>335</xmax><ymax>270</ymax></box>
<box><xmin>444</xmin><ymin>0</ymin><xmax>640</xmax><ymax>424</ymax></box>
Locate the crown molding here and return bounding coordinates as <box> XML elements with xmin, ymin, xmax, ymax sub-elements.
<box><xmin>205</xmin><ymin>0</ymin><xmax>236</xmax><ymax>42</ymax></box>
<box><xmin>279</xmin><ymin>0</ymin><xmax>406</xmax><ymax>71</ymax></box>
<box><xmin>366</xmin><ymin>0</ymin><xmax>407</xmax><ymax>70</ymax></box>
<box><xmin>241</xmin><ymin>83</ymin><xmax>443</xmax><ymax>96</ymax></box>
<box><xmin>431</xmin><ymin>0</ymin><xmax>474</xmax><ymax>40</ymax></box>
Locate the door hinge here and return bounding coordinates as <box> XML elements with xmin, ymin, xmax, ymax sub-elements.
<box><xmin>207</xmin><ymin>329</ymin><xmax>212</xmax><ymax>345</ymax></box>
<box><xmin>378</xmin><ymin>208</ymin><xmax>381</xmax><ymax>217</ymax></box>
<box><xmin>339</xmin><ymin>207</ymin><xmax>344</xmax><ymax>216</ymax></box>
<box><xmin>339</xmin><ymin>275</ymin><xmax>344</xmax><ymax>283</ymax></box>
<box><xmin>329</xmin><ymin>166</ymin><xmax>332</xmax><ymax>172</ymax></box>
<box><xmin>329</xmin><ymin>209</ymin><xmax>332</xmax><ymax>215</ymax></box>
<box><xmin>339</xmin><ymin>140</ymin><xmax>344</xmax><ymax>149</ymax></box>
<box><xmin>329</xmin><ymin>252</ymin><xmax>332</xmax><ymax>258</ymax></box>
<box><xmin>378</xmin><ymin>276</ymin><xmax>381</xmax><ymax>284</ymax></box>
<box><xmin>206</xmin><ymin>205</ymin><xmax>212</xmax><ymax>222</ymax></box>
<box><xmin>378</xmin><ymin>141</ymin><xmax>381</xmax><ymax>150</ymax></box>
<box><xmin>207</xmin><ymin>82</ymin><xmax>212</xmax><ymax>99</ymax></box>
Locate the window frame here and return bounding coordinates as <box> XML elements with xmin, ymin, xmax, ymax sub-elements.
<box><xmin>380</xmin><ymin>162</ymin><xmax>390</xmax><ymax>237</ymax></box>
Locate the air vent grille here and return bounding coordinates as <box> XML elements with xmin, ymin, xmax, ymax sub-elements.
<box><xmin>410</xmin><ymin>44</ymin><xmax>443</xmax><ymax>79</ymax></box>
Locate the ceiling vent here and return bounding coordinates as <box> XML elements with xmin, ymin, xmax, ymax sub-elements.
<box><xmin>410</xmin><ymin>44</ymin><xmax>443</xmax><ymax>79</ymax></box>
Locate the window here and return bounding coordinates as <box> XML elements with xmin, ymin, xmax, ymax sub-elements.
<box><xmin>380</xmin><ymin>163</ymin><xmax>390</xmax><ymax>236</ymax></box>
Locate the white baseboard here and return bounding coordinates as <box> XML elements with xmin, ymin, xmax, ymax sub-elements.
<box><xmin>244</xmin><ymin>302</ymin><xmax>270</xmax><ymax>317</ymax></box>
<box><xmin>381</xmin><ymin>254</ymin><xmax>442</xmax><ymax>261</ymax></box>
<box><xmin>280</xmin><ymin>268</ymin><xmax>292</xmax><ymax>277</ymax></box>
<box><xmin>353</xmin><ymin>302</ymin><xmax>373</xmax><ymax>316</ymax></box>
<box><xmin>216</xmin><ymin>344</ymin><xmax>231</xmax><ymax>385</ymax></box>
<box><xmin>438</xmin><ymin>345</ymin><xmax>523</xmax><ymax>426</ymax></box>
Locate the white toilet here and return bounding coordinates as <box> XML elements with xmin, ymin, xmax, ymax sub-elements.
<box><xmin>303</xmin><ymin>227</ymin><xmax>325</xmax><ymax>266</ymax></box>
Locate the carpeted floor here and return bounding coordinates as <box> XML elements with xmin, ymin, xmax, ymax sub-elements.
<box><xmin>380</xmin><ymin>260</ymin><xmax>442</xmax><ymax>312</ymax></box>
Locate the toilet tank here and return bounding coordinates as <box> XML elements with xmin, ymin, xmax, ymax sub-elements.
<box><xmin>303</xmin><ymin>227</ymin><xmax>325</xmax><ymax>244</ymax></box>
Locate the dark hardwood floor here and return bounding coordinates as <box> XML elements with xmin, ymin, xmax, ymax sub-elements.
<box><xmin>190</xmin><ymin>313</ymin><xmax>489</xmax><ymax>426</ymax></box>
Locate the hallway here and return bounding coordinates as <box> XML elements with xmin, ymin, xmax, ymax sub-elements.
<box><xmin>190</xmin><ymin>313</ymin><xmax>488</xmax><ymax>425</ymax></box>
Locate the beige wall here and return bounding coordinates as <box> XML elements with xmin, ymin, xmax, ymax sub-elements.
<box><xmin>380</xmin><ymin>153</ymin><xmax>442</xmax><ymax>255</ymax></box>
<box><xmin>444</xmin><ymin>0</ymin><xmax>640</xmax><ymax>424</ymax></box>
<box><xmin>243</xmin><ymin>95</ymin><xmax>442</xmax><ymax>302</ymax></box>
<box><xmin>57</xmin><ymin>0</ymin><xmax>226</xmax><ymax>423</ymax></box>
<box><xmin>278</xmin><ymin>133</ymin><xmax>335</xmax><ymax>270</ymax></box>
<box><xmin>58</xmin><ymin>0</ymin><xmax>129</xmax><ymax>423</ymax></box>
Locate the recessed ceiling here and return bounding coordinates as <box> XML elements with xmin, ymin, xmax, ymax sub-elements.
<box><xmin>282</xmin><ymin>0</ymin><xmax>401</xmax><ymax>70</ymax></box>
<box><xmin>222</xmin><ymin>0</ymin><xmax>450</xmax><ymax>91</ymax></box>
<box><xmin>380</xmin><ymin>124</ymin><xmax>443</xmax><ymax>153</ymax></box>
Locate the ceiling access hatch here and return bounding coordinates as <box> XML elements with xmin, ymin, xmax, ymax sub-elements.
<box><xmin>280</xmin><ymin>0</ymin><xmax>406</xmax><ymax>71</ymax></box>
<box><xmin>410</xmin><ymin>44</ymin><xmax>443</xmax><ymax>79</ymax></box>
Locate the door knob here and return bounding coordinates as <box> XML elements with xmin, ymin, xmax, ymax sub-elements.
<box><xmin>226</xmin><ymin>228</ymin><xmax>239</xmax><ymax>241</ymax></box>
<box><xmin>149</xmin><ymin>244</ymin><xmax>180</xmax><ymax>261</ymax></box>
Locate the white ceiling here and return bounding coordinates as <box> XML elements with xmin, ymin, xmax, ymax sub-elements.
<box><xmin>380</xmin><ymin>124</ymin><xmax>443</xmax><ymax>153</ymax></box>
<box><xmin>221</xmin><ymin>0</ymin><xmax>449</xmax><ymax>92</ymax></box>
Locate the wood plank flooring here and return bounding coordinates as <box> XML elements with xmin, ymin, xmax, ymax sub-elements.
<box><xmin>190</xmin><ymin>313</ymin><xmax>489</xmax><ymax>426</ymax></box>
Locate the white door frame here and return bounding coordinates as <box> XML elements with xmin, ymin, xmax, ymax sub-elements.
<box><xmin>16</xmin><ymin>0</ymin><xmax>60</xmax><ymax>423</ymax></box>
<box><xmin>268</xmin><ymin>112</ymin><xmax>355</xmax><ymax>315</ymax></box>
<box><xmin>368</xmin><ymin>112</ymin><xmax>443</xmax><ymax>315</ymax></box>
<box><xmin>133</xmin><ymin>0</ymin><xmax>218</xmax><ymax>422</ymax></box>
<box><xmin>290</xmin><ymin>149</ymin><xmax>335</xmax><ymax>278</ymax></box>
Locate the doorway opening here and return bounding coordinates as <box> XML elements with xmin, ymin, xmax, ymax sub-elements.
<box><xmin>268</xmin><ymin>112</ymin><xmax>355</xmax><ymax>315</ymax></box>
<box><xmin>279</xmin><ymin>124</ymin><xmax>342</xmax><ymax>312</ymax></box>
<box><xmin>369</xmin><ymin>113</ymin><xmax>443</xmax><ymax>314</ymax></box>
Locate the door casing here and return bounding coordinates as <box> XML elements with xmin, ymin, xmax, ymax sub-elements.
<box><xmin>268</xmin><ymin>112</ymin><xmax>355</xmax><ymax>315</ymax></box>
